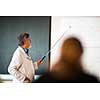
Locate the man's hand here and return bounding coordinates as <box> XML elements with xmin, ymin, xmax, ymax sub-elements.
<box><xmin>24</xmin><ymin>77</ymin><xmax>32</xmax><ymax>83</ymax></box>
<box><xmin>37</xmin><ymin>59</ymin><xmax>43</xmax><ymax>66</ymax></box>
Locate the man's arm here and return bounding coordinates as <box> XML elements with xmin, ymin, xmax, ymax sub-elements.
<box><xmin>33</xmin><ymin>59</ymin><xmax>42</xmax><ymax>70</ymax></box>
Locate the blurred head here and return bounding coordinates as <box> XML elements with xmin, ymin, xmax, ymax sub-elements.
<box><xmin>61</xmin><ymin>37</ymin><xmax>83</xmax><ymax>64</ymax></box>
<box><xmin>17</xmin><ymin>32</ymin><xmax>31</xmax><ymax>49</ymax></box>
<box><xmin>51</xmin><ymin>37</ymin><xmax>84</xmax><ymax>79</ymax></box>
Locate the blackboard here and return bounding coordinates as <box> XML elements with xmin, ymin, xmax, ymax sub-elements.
<box><xmin>0</xmin><ymin>16</ymin><xmax>51</xmax><ymax>74</ymax></box>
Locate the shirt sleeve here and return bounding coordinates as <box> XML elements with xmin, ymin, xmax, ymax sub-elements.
<box><xmin>8</xmin><ymin>50</ymin><xmax>26</xmax><ymax>82</ymax></box>
<box><xmin>33</xmin><ymin>62</ymin><xmax>38</xmax><ymax>70</ymax></box>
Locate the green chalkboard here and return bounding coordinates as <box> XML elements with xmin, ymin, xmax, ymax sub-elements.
<box><xmin>0</xmin><ymin>16</ymin><xmax>51</xmax><ymax>74</ymax></box>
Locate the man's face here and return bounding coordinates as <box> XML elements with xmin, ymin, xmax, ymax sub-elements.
<box><xmin>24</xmin><ymin>37</ymin><xmax>31</xmax><ymax>48</ymax></box>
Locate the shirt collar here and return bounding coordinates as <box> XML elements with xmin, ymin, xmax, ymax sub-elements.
<box><xmin>19</xmin><ymin>45</ymin><xmax>29</xmax><ymax>56</ymax></box>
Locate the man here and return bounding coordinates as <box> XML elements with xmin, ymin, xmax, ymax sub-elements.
<box><xmin>8</xmin><ymin>32</ymin><xmax>42</xmax><ymax>83</ymax></box>
<box><xmin>35</xmin><ymin>36</ymin><xmax>99</xmax><ymax>83</ymax></box>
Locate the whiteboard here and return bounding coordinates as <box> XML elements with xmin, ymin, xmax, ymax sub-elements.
<box><xmin>51</xmin><ymin>16</ymin><xmax>100</xmax><ymax>78</ymax></box>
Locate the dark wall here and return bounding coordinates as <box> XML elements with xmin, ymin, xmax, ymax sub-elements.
<box><xmin>0</xmin><ymin>16</ymin><xmax>50</xmax><ymax>74</ymax></box>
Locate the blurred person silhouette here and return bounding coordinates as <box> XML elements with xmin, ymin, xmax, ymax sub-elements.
<box><xmin>35</xmin><ymin>36</ymin><xmax>99</xmax><ymax>83</ymax></box>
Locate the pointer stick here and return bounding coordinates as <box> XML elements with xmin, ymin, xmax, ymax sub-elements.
<box><xmin>39</xmin><ymin>26</ymin><xmax>71</xmax><ymax>63</ymax></box>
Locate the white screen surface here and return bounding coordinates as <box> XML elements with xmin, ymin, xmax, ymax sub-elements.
<box><xmin>51</xmin><ymin>16</ymin><xmax>100</xmax><ymax>79</ymax></box>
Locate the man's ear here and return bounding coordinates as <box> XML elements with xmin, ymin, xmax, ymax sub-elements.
<box><xmin>22</xmin><ymin>38</ymin><xmax>26</xmax><ymax>45</ymax></box>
